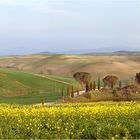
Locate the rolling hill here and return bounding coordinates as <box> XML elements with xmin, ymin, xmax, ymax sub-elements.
<box><xmin>0</xmin><ymin>54</ymin><xmax>139</xmax><ymax>80</ymax></box>
<box><xmin>0</xmin><ymin>68</ymin><xmax>79</xmax><ymax>104</ymax></box>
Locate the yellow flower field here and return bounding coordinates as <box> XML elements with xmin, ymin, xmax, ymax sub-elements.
<box><xmin>0</xmin><ymin>102</ymin><xmax>140</xmax><ymax>139</ymax></box>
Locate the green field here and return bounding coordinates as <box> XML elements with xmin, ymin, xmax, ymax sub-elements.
<box><xmin>0</xmin><ymin>69</ymin><xmax>79</xmax><ymax>104</ymax></box>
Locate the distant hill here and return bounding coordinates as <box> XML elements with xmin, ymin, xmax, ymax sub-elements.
<box><xmin>84</xmin><ymin>51</ymin><xmax>140</xmax><ymax>56</ymax></box>
<box><xmin>113</xmin><ymin>51</ymin><xmax>140</xmax><ymax>56</ymax></box>
<box><xmin>36</xmin><ymin>50</ymin><xmax>140</xmax><ymax>56</ymax></box>
<box><xmin>37</xmin><ymin>51</ymin><xmax>54</xmax><ymax>55</ymax></box>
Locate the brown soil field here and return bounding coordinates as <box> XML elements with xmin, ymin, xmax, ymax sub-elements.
<box><xmin>0</xmin><ymin>55</ymin><xmax>139</xmax><ymax>80</ymax></box>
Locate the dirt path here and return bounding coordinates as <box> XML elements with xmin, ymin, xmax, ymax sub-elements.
<box><xmin>34</xmin><ymin>74</ymin><xmax>85</xmax><ymax>96</ymax></box>
<box><xmin>34</xmin><ymin>74</ymin><xmax>74</xmax><ymax>86</ymax></box>
<box><xmin>33</xmin><ymin>90</ymin><xmax>86</xmax><ymax>107</ymax></box>
<box><xmin>74</xmin><ymin>90</ymin><xmax>85</xmax><ymax>97</ymax></box>
<box><xmin>32</xmin><ymin>73</ymin><xmax>85</xmax><ymax>106</ymax></box>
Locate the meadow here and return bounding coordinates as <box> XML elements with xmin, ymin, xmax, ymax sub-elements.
<box><xmin>0</xmin><ymin>102</ymin><xmax>139</xmax><ymax>139</ymax></box>
<box><xmin>0</xmin><ymin>68</ymin><xmax>79</xmax><ymax>104</ymax></box>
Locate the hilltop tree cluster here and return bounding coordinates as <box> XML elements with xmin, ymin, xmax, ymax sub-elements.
<box><xmin>73</xmin><ymin>72</ymin><xmax>120</xmax><ymax>92</ymax></box>
<box><xmin>59</xmin><ymin>71</ymin><xmax>140</xmax><ymax>102</ymax></box>
<box><xmin>73</xmin><ymin>71</ymin><xmax>140</xmax><ymax>93</ymax></box>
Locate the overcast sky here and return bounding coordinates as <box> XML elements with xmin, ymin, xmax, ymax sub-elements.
<box><xmin>0</xmin><ymin>0</ymin><xmax>140</xmax><ymax>55</ymax></box>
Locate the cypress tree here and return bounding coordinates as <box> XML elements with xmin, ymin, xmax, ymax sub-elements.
<box><xmin>61</xmin><ymin>88</ymin><xmax>64</xmax><ymax>101</ymax></box>
<box><xmin>71</xmin><ymin>86</ymin><xmax>74</xmax><ymax>98</ymax></box>
<box><xmin>90</xmin><ymin>82</ymin><xmax>93</xmax><ymax>91</ymax></box>
<box><xmin>98</xmin><ymin>77</ymin><xmax>101</xmax><ymax>90</ymax></box>
<box><xmin>67</xmin><ymin>86</ymin><xmax>70</xmax><ymax>98</ymax></box>
<box><xmin>86</xmin><ymin>82</ymin><xmax>90</xmax><ymax>92</ymax></box>
<box><xmin>93</xmin><ymin>81</ymin><xmax>96</xmax><ymax>90</ymax></box>
<box><xmin>119</xmin><ymin>80</ymin><xmax>122</xmax><ymax>88</ymax></box>
<box><xmin>111</xmin><ymin>82</ymin><xmax>114</xmax><ymax>89</ymax></box>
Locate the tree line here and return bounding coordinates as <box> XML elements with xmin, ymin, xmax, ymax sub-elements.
<box><xmin>55</xmin><ymin>71</ymin><xmax>140</xmax><ymax>103</ymax></box>
<box><xmin>73</xmin><ymin>72</ymin><xmax>140</xmax><ymax>92</ymax></box>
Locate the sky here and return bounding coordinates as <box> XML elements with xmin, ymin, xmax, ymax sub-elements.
<box><xmin>0</xmin><ymin>0</ymin><xmax>140</xmax><ymax>55</ymax></box>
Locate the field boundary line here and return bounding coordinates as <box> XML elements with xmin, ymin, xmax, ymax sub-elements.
<box><xmin>33</xmin><ymin>74</ymin><xmax>75</xmax><ymax>86</ymax></box>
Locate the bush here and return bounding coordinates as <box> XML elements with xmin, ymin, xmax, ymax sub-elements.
<box><xmin>84</xmin><ymin>92</ymin><xmax>94</xmax><ymax>99</ymax></box>
<box><xmin>75</xmin><ymin>88</ymin><xmax>140</xmax><ymax>102</ymax></box>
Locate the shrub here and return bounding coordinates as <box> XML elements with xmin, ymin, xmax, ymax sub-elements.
<box><xmin>84</xmin><ymin>92</ymin><xmax>94</xmax><ymax>99</ymax></box>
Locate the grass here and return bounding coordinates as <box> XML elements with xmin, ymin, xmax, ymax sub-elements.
<box><xmin>44</xmin><ymin>74</ymin><xmax>79</xmax><ymax>85</ymax></box>
<box><xmin>0</xmin><ymin>68</ymin><xmax>79</xmax><ymax>104</ymax></box>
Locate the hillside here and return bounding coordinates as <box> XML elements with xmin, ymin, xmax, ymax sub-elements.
<box><xmin>0</xmin><ymin>55</ymin><xmax>139</xmax><ymax>79</ymax></box>
<box><xmin>0</xmin><ymin>68</ymin><xmax>79</xmax><ymax>104</ymax></box>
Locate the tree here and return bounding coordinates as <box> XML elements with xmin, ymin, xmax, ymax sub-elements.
<box><xmin>93</xmin><ymin>81</ymin><xmax>96</xmax><ymax>90</ymax></box>
<box><xmin>119</xmin><ymin>80</ymin><xmax>122</xmax><ymax>88</ymax></box>
<box><xmin>73</xmin><ymin>72</ymin><xmax>92</xmax><ymax>87</ymax></box>
<box><xmin>90</xmin><ymin>82</ymin><xmax>93</xmax><ymax>91</ymax></box>
<box><xmin>98</xmin><ymin>77</ymin><xmax>101</xmax><ymax>90</ymax></box>
<box><xmin>103</xmin><ymin>75</ymin><xmax>118</xmax><ymax>89</ymax></box>
<box><xmin>71</xmin><ymin>86</ymin><xmax>74</xmax><ymax>98</ymax></box>
<box><xmin>61</xmin><ymin>88</ymin><xmax>64</xmax><ymax>101</ymax></box>
<box><xmin>67</xmin><ymin>86</ymin><xmax>71</xmax><ymax>98</ymax></box>
<box><xmin>135</xmin><ymin>72</ymin><xmax>140</xmax><ymax>84</ymax></box>
<box><xmin>86</xmin><ymin>82</ymin><xmax>90</xmax><ymax>92</ymax></box>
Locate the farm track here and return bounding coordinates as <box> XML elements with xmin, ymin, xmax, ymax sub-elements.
<box><xmin>74</xmin><ymin>90</ymin><xmax>85</xmax><ymax>97</ymax></box>
<box><xmin>34</xmin><ymin>74</ymin><xmax>75</xmax><ymax>86</ymax></box>
<box><xmin>34</xmin><ymin>90</ymin><xmax>86</xmax><ymax>106</ymax></box>
<box><xmin>27</xmin><ymin>72</ymin><xmax>85</xmax><ymax>105</ymax></box>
